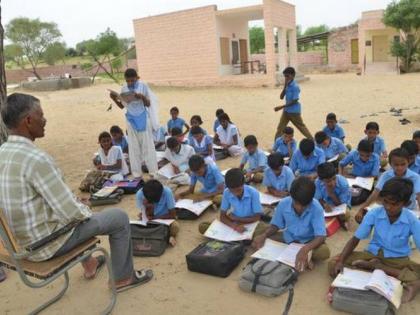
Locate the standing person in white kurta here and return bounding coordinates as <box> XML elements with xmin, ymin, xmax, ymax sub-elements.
<box><xmin>213</xmin><ymin>113</ymin><xmax>243</xmax><ymax>157</ymax></box>
<box><xmin>109</xmin><ymin>69</ymin><xmax>158</xmax><ymax>178</ymax></box>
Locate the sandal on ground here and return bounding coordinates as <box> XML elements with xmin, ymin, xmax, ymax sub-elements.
<box><xmin>84</xmin><ymin>255</ymin><xmax>106</xmax><ymax>280</ymax></box>
<box><xmin>116</xmin><ymin>269</ymin><xmax>153</xmax><ymax>293</ymax></box>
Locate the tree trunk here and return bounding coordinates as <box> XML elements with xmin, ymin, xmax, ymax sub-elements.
<box><xmin>0</xmin><ymin>2</ymin><xmax>9</xmax><ymax>145</ymax></box>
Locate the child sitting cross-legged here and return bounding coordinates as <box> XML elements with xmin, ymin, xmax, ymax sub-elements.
<box><xmin>315</xmin><ymin>131</ymin><xmax>347</xmax><ymax>163</ymax></box>
<box><xmin>290</xmin><ymin>138</ymin><xmax>326</xmax><ymax>180</ymax></box>
<box><xmin>329</xmin><ymin>178</ymin><xmax>420</xmax><ymax>303</ymax></box>
<box><xmin>213</xmin><ymin>113</ymin><xmax>243</xmax><ymax>157</ymax></box>
<box><xmin>364</xmin><ymin>121</ymin><xmax>388</xmax><ymax>169</ymax></box>
<box><xmin>187</xmin><ymin>115</ymin><xmax>207</xmax><ymax>144</ymax></box>
<box><xmin>263</xmin><ymin>152</ymin><xmax>295</xmax><ymax>198</ymax></box>
<box><xmin>110</xmin><ymin>125</ymin><xmax>128</xmax><ymax>154</ymax></box>
<box><xmin>272</xmin><ymin>126</ymin><xmax>297</xmax><ymax>160</ymax></box>
<box><xmin>401</xmin><ymin>140</ymin><xmax>420</xmax><ymax>175</ymax></box>
<box><xmin>253</xmin><ymin>177</ymin><xmax>330</xmax><ymax>271</ymax></box>
<box><xmin>323</xmin><ymin>113</ymin><xmax>346</xmax><ymax>143</ymax></box>
<box><xmin>189</xmin><ymin>126</ymin><xmax>215</xmax><ymax>165</ymax></box>
<box><xmin>240</xmin><ymin>135</ymin><xmax>267</xmax><ymax>184</ymax></box>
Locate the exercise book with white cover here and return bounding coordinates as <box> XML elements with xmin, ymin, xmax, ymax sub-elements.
<box><xmin>157</xmin><ymin>163</ymin><xmax>186</xmax><ymax>180</ymax></box>
<box><xmin>259</xmin><ymin>192</ymin><xmax>283</xmax><ymax>206</ymax></box>
<box><xmin>327</xmin><ymin>155</ymin><xmax>339</xmax><ymax>163</ymax></box>
<box><xmin>204</xmin><ymin>220</ymin><xmax>259</xmax><ymax>242</ymax></box>
<box><xmin>324</xmin><ymin>204</ymin><xmax>347</xmax><ymax>218</ymax></box>
<box><xmin>175</xmin><ymin>199</ymin><xmax>213</xmax><ymax>216</ymax></box>
<box><xmin>347</xmin><ymin>177</ymin><xmax>375</xmax><ymax>191</ymax></box>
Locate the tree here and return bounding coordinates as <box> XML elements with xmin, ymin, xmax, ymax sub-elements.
<box><xmin>5</xmin><ymin>17</ymin><xmax>61</xmax><ymax>79</ymax></box>
<box><xmin>0</xmin><ymin>2</ymin><xmax>8</xmax><ymax>145</ymax></box>
<box><xmin>383</xmin><ymin>0</ymin><xmax>420</xmax><ymax>72</ymax></box>
<box><xmin>65</xmin><ymin>47</ymin><xmax>78</xmax><ymax>57</ymax></box>
<box><xmin>303</xmin><ymin>24</ymin><xmax>330</xmax><ymax>36</ymax></box>
<box><xmin>296</xmin><ymin>25</ymin><xmax>303</xmax><ymax>38</ymax></box>
<box><xmin>43</xmin><ymin>42</ymin><xmax>66</xmax><ymax>65</ymax></box>
<box><xmin>249</xmin><ymin>26</ymin><xmax>265</xmax><ymax>54</ymax></box>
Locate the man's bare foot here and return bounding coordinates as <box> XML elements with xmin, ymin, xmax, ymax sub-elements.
<box><xmin>402</xmin><ymin>281</ymin><xmax>420</xmax><ymax>303</ymax></box>
<box><xmin>169</xmin><ymin>236</ymin><xmax>177</xmax><ymax>247</ymax></box>
<box><xmin>83</xmin><ymin>255</ymin><xmax>105</xmax><ymax>280</ymax></box>
<box><xmin>351</xmin><ymin>258</ymin><xmax>381</xmax><ymax>271</ymax></box>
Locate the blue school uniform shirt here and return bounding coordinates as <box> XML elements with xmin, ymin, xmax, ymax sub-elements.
<box><xmin>121</xmin><ymin>81</ymin><xmax>150</xmax><ymax>131</ymax></box>
<box><xmin>241</xmin><ymin>149</ymin><xmax>268</xmax><ymax>172</ymax></box>
<box><xmin>409</xmin><ymin>157</ymin><xmax>420</xmax><ymax>175</ymax></box>
<box><xmin>365</xmin><ymin>136</ymin><xmax>386</xmax><ymax>156</ymax></box>
<box><xmin>187</xmin><ymin>128</ymin><xmax>208</xmax><ymax>145</ymax></box>
<box><xmin>317</xmin><ymin>137</ymin><xmax>347</xmax><ymax>160</ymax></box>
<box><xmin>272</xmin><ymin>137</ymin><xmax>297</xmax><ymax>157</ymax></box>
<box><xmin>315</xmin><ymin>175</ymin><xmax>351</xmax><ymax>207</ymax></box>
<box><xmin>189</xmin><ymin>134</ymin><xmax>212</xmax><ymax>156</ymax></box>
<box><xmin>376</xmin><ymin>169</ymin><xmax>420</xmax><ymax>210</ymax></box>
<box><xmin>284</xmin><ymin>80</ymin><xmax>301</xmax><ymax>114</ymax></box>
<box><xmin>271</xmin><ymin>197</ymin><xmax>326</xmax><ymax>244</ymax></box>
<box><xmin>136</xmin><ymin>186</ymin><xmax>175</xmax><ymax>218</ymax></box>
<box><xmin>339</xmin><ymin>150</ymin><xmax>380</xmax><ymax>177</ymax></box>
<box><xmin>213</xmin><ymin>119</ymin><xmax>220</xmax><ymax>133</ymax></box>
<box><xmin>220</xmin><ymin>185</ymin><xmax>263</xmax><ymax>218</ymax></box>
<box><xmin>263</xmin><ymin>166</ymin><xmax>295</xmax><ymax>191</ymax></box>
<box><xmin>323</xmin><ymin>124</ymin><xmax>345</xmax><ymax>141</ymax></box>
<box><xmin>355</xmin><ymin>206</ymin><xmax>420</xmax><ymax>258</ymax></box>
<box><xmin>112</xmin><ymin>136</ymin><xmax>128</xmax><ymax>153</ymax></box>
<box><xmin>191</xmin><ymin>164</ymin><xmax>224</xmax><ymax>194</ymax></box>
<box><xmin>290</xmin><ymin>147</ymin><xmax>326</xmax><ymax>176</ymax></box>
<box><xmin>167</xmin><ymin>118</ymin><xmax>186</xmax><ymax>132</ymax></box>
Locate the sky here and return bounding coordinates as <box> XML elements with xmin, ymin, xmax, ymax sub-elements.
<box><xmin>2</xmin><ymin>0</ymin><xmax>394</xmax><ymax>47</ymax></box>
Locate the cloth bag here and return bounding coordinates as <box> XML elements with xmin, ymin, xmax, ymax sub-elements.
<box><xmin>130</xmin><ymin>224</ymin><xmax>169</xmax><ymax>257</ymax></box>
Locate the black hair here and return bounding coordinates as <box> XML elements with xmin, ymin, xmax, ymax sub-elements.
<box><xmin>2</xmin><ymin>93</ymin><xmax>40</xmax><ymax>129</ymax></box>
<box><xmin>268</xmin><ymin>153</ymin><xmax>285</xmax><ymax>170</ymax></box>
<box><xmin>216</xmin><ymin>108</ymin><xmax>224</xmax><ymax>117</ymax></box>
<box><xmin>379</xmin><ymin>177</ymin><xmax>413</xmax><ymax>205</ymax></box>
<box><xmin>143</xmin><ymin>179</ymin><xmax>164</xmax><ymax>203</ymax></box>
<box><xmin>190</xmin><ymin>115</ymin><xmax>203</xmax><ymax>125</ymax></box>
<box><xmin>190</xmin><ymin>126</ymin><xmax>204</xmax><ymax>135</ymax></box>
<box><xmin>124</xmin><ymin>68</ymin><xmax>138</xmax><ymax>78</ymax></box>
<box><xmin>412</xmin><ymin>130</ymin><xmax>420</xmax><ymax>140</ymax></box>
<box><xmin>225</xmin><ymin>168</ymin><xmax>244</xmax><ymax>189</ymax></box>
<box><xmin>401</xmin><ymin>140</ymin><xmax>419</xmax><ymax>156</ymax></box>
<box><xmin>98</xmin><ymin>131</ymin><xmax>112</xmax><ymax>142</ymax></box>
<box><xmin>283</xmin><ymin>67</ymin><xmax>296</xmax><ymax>76</ymax></box>
<box><xmin>357</xmin><ymin>139</ymin><xmax>374</xmax><ymax>153</ymax></box>
<box><xmin>290</xmin><ymin>177</ymin><xmax>315</xmax><ymax>206</ymax></box>
<box><xmin>110</xmin><ymin>125</ymin><xmax>123</xmax><ymax>134</ymax></box>
<box><xmin>188</xmin><ymin>155</ymin><xmax>205</xmax><ymax>172</ymax></box>
<box><xmin>218</xmin><ymin>113</ymin><xmax>232</xmax><ymax>124</ymax></box>
<box><xmin>388</xmin><ymin>147</ymin><xmax>409</xmax><ymax>164</ymax></box>
<box><xmin>283</xmin><ymin>126</ymin><xmax>294</xmax><ymax>135</ymax></box>
<box><xmin>244</xmin><ymin>135</ymin><xmax>258</xmax><ymax>147</ymax></box>
<box><xmin>166</xmin><ymin>137</ymin><xmax>179</xmax><ymax>150</ymax></box>
<box><xmin>317</xmin><ymin>162</ymin><xmax>336</xmax><ymax>180</ymax></box>
<box><xmin>315</xmin><ymin>131</ymin><xmax>328</xmax><ymax>144</ymax></box>
<box><xmin>170</xmin><ymin>106</ymin><xmax>179</xmax><ymax>113</ymax></box>
<box><xmin>365</xmin><ymin>121</ymin><xmax>380</xmax><ymax>131</ymax></box>
<box><xmin>299</xmin><ymin>138</ymin><xmax>315</xmax><ymax>156</ymax></box>
<box><xmin>326</xmin><ymin>113</ymin><xmax>337</xmax><ymax>121</ymax></box>
<box><xmin>171</xmin><ymin>127</ymin><xmax>182</xmax><ymax>136</ymax></box>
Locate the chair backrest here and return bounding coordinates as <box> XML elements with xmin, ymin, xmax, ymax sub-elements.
<box><xmin>0</xmin><ymin>210</ymin><xmax>19</xmax><ymax>255</ymax></box>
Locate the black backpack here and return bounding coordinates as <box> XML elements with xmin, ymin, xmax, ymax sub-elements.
<box><xmin>130</xmin><ymin>223</ymin><xmax>170</xmax><ymax>257</ymax></box>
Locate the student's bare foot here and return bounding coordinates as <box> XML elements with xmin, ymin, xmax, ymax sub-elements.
<box><xmin>351</xmin><ymin>258</ymin><xmax>381</xmax><ymax>271</ymax></box>
<box><xmin>402</xmin><ymin>281</ymin><xmax>420</xmax><ymax>303</ymax></box>
<box><xmin>169</xmin><ymin>236</ymin><xmax>177</xmax><ymax>247</ymax></box>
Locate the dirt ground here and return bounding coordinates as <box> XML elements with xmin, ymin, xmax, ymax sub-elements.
<box><xmin>1</xmin><ymin>73</ymin><xmax>420</xmax><ymax>315</ymax></box>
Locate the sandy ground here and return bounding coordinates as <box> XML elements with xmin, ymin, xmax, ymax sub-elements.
<box><xmin>1</xmin><ymin>73</ymin><xmax>420</xmax><ymax>315</ymax></box>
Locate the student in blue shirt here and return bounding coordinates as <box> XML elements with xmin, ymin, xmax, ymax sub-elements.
<box><xmin>263</xmin><ymin>153</ymin><xmax>295</xmax><ymax>198</ymax></box>
<box><xmin>198</xmin><ymin>168</ymin><xmax>264</xmax><ymax>237</ymax></box>
<box><xmin>187</xmin><ymin>115</ymin><xmax>207</xmax><ymax>144</ymax></box>
<box><xmin>290</xmin><ymin>138</ymin><xmax>326</xmax><ymax>180</ymax></box>
<box><xmin>401</xmin><ymin>140</ymin><xmax>420</xmax><ymax>175</ymax></box>
<box><xmin>315</xmin><ymin>162</ymin><xmax>351</xmax><ymax>229</ymax></box>
<box><xmin>356</xmin><ymin>148</ymin><xmax>420</xmax><ymax>223</ymax></box>
<box><xmin>364</xmin><ymin>121</ymin><xmax>387</xmax><ymax>169</ymax></box>
<box><xmin>167</xmin><ymin>106</ymin><xmax>190</xmax><ymax>136</ymax></box>
<box><xmin>314</xmin><ymin>131</ymin><xmax>347</xmax><ymax>162</ymax></box>
<box><xmin>189</xmin><ymin>126</ymin><xmax>214</xmax><ymax>164</ymax></box>
<box><xmin>213</xmin><ymin>108</ymin><xmax>224</xmax><ymax>133</ymax></box>
<box><xmin>110</xmin><ymin>125</ymin><xmax>129</xmax><ymax>154</ymax></box>
<box><xmin>177</xmin><ymin>155</ymin><xmax>224</xmax><ymax>205</ymax></box>
<box><xmin>240</xmin><ymin>135</ymin><xmax>267</xmax><ymax>184</ymax></box>
<box><xmin>136</xmin><ymin>180</ymin><xmax>179</xmax><ymax>246</ymax></box>
<box><xmin>274</xmin><ymin>67</ymin><xmax>313</xmax><ymax>141</ymax></box>
<box><xmin>329</xmin><ymin>178</ymin><xmax>420</xmax><ymax>303</ymax></box>
<box><xmin>339</xmin><ymin>139</ymin><xmax>380</xmax><ymax>178</ymax></box>
<box><xmin>253</xmin><ymin>177</ymin><xmax>330</xmax><ymax>272</ymax></box>
<box><xmin>323</xmin><ymin>113</ymin><xmax>345</xmax><ymax>142</ymax></box>
<box><xmin>272</xmin><ymin>126</ymin><xmax>297</xmax><ymax>159</ymax></box>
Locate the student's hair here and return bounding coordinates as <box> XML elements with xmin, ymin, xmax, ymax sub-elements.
<box><xmin>225</xmin><ymin>168</ymin><xmax>244</xmax><ymax>189</ymax></box>
<box><xmin>268</xmin><ymin>153</ymin><xmax>285</xmax><ymax>169</ymax></box>
<box><xmin>218</xmin><ymin>113</ymin><xmax>232</xmax><ymax>124</ymax></box>
<box><xmin>110</xmin><ymin>125</ymin><xmax>123</xmax><ymax>135</ymax></box>
<box><xmin>190</xmin><ymin>125</ymin><xmax>204</xmax><ymax>135</ymax></box>
<box><xmin>317</xmin><ymin>162</ymin><xmax>336</xmax><ymax>180</ymax></box>
<box><xmin>216</xmin><ymin>108</ymin><xmax>224</xmax><ymax>117</ymax></box>
<box><xmin>2</xmin><ymin>93</ymin><xmax>40</xmax><ymax>129</ymax></box>
<box><xmin>326</xmin><ymin>113</ymin><xmax>337</xmax><ymax>121</ymax></box>
<box><xmin>283</xmin><ymin>126</ymin><xmax>294</xmax><ymax>135</ymax></box>
<box><xmin>190</xmin><ymin>115</ymin><xmax>203</xmax><ymax>125</ymax></box>
<box><xmin>188</xmin><ymin>155</ymin><xmax>205</xmax><ymax>172</ymax></box>
<box><xmin>401</xmin><ymin>140</ymin><xmax>419</xmax><ymax>156</ymax></box>
<box><xmin>365</xmin><ymin>121</ymin><xmax>379</xmax><ymax>131</ymax></box>
<box><xmin>244</xmin><ymin>135</ymin><xmax>258</xmax><ymax>147</ymax></box>
<box><xmin>357</xmin><ymin>139</ymin><xmax>374</xmax><ymax>153</ymax></box>
<box><xmin>166</xmin><ymin>137</ymin><xmax>179</xmax><ymax>150</ymax></box>
<box><xmin>171</xmin><ymin>127</ymin><xmax>182</xmax><ymax>136</ymax></box>
<box><xmin>170</xmin><ymin>106</ymin><xmax>179</xmax><ymax>113</ymax></box>
<box><xmin>143</xmin><ymin>179</ymin><xmax>164</xmax><ymax>203</ymax></box>
<box><xmin>290</xmin><ymin>177</ymin><xmax>315</xmax><ymax>206</ymax></box>
<box><xmin>124</xmin><ymin>68</ymin><xmax>138</xmax><ymax>78</ymax></box>
<box><xmin>388</xmin><ymin>148</ymin><xmax>409</xmax><ymax>164</ymax></box>
<box><xmin>314</xmin><ymin>131</ymin><xmax>328</xmax><ymax>144</ymax></box>
<box><xmin>98</xmin><ymin>131</ymin><xmax>112</xmax><ymax>142</ymax></box>
<box><xmin>412</xmin><ymin>130</ymin><xmax>420</xmax><ymax>140</ymax></box>
<box><xmin>379</xmin><ymin>177</ymin><xmax>413</xmax><ymax>205</ymax></box>
<box><xmin>283</xmin><ymin>67</ymin><xmax>296</xmax><ymax>76</ymax></box>
<box><xmin>299</xmin><ymin>138</ymin><xmax>315</xmax><ymax>156</ymax></box>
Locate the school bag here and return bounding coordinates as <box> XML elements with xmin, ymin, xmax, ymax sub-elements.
<box><xmin>186</xmin><ymin>240</ymin><xmax>245</xmax><ymax>278</ymax></box>
<box><xmin>176</xmin><ymin>208</ymin><xmax>199</xmax><ymax>220</ymax></box>
<box><xmin>331</xmin><ymin>287</ymin><xmax>395</xmax><ymax>315</ymax></box>
<box><xmin>89</xmin><ymin>188</ymin><xmax>124</xmax><ymax>207</ymax></box>
<box><xmin>214</xmin><ymin>148</ymin><xmax>229</xmax><ymax>161</ymax></box>
<box><xmin>79</xmin><ymin>170</ymin><xmax>111</xmax><ymax>192</ymax></box>
<box><xmin>130</xmin><ymin>223</ymin><xmax>170</xmax><ymax>257</ymax></box>
<box><xmin>350</xmin><ymin>187</ymin><xmax>371</xmax><ymax>206</ymax></box>
<box><xmin>103</xmin><ymin>179</ymin><xmax>144</xmax><ymax>194</ymax></box>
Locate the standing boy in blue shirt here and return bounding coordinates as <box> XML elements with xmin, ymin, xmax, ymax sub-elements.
<box><xmin>364</xmin><ymin>122</ymin><xmax>387</xmax><ymax>169</ymax></box>
<box><xmin>167</xmin><ymin>106</ymin><xmax>190</xmax><ymax>136</ymax></box>
<box><xmin>323</xmin><ymin>113</ymin><xmax>345</xmax><ymax>142</ymax></box>
<box><xmin>272</xmin><ymin>126</ymin><xmax>297</xmax><ymax>160</ymax></box>
<box><xmin>263</xmin><ymin>153</ymin><xmax>295</xmax><ymax>198</ymax></box>
<box><xmin>329</xmin><ymin>178</ymin><xmax>420</xmax><ymax>303</ymax></box>
<box><xmin>290</xmin><ymin>138</ymin><xmax>326</xmax><ymax>180</ymax></box>
<box><xmin>315</xmin><ymin>131</ymin><xmax>347</xmax><ymax>162</ymax></box>
<box><xmin>253</xmin><ymin>177</ymin><xmax>330</xmax><ymax>272</ymax></box>
<box><xmin>240</xmin><ymin>135</ymin><xmax>267</xmax><ymax>184</ymax></box>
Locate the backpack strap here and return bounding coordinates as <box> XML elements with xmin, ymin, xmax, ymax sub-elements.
<box><xmin>282</xmin><ymin>269</ymin><xmax>299</xmax><ymax>315</ymax></box>
<box><xmin>250</xmin><ymin>260</ymin><xmax>273</xmax><ymax>292</ymax></box>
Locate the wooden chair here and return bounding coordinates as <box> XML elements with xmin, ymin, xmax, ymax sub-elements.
<box><xmin>0</xmin><ymin>212</ymin><xmax>117</xmax><ymax>314</ymax></box>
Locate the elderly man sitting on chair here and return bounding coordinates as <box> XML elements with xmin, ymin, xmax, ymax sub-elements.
<box><xmin>0</xmin><ymin>93</ymin><xmax>152</xmax><ymax>292</ymax></box>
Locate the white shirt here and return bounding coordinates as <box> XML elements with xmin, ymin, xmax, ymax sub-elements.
<box><xmin>164</xmin><ymin>144</ymin><xmax>195</xmax><ymax>171</ymax></box>
<box><xmin>216</xmin><ymin>123</ymin><xmax>240</xmax><ymax>146</ymax></box>
<box><xmin>98</xmin><ymin>146</ymin><xmax>129</xmax><ymax>175</ymax></box>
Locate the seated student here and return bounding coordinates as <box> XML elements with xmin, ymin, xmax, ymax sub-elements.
<box><xmin>167</xmin><ymin>106</ymin><xmax>190</xmax><ymax>136</ymax></box>
<box><xmin>253</xmin><ymin>177</ymin><xmax>330</xmax><ymax>271</ymax></box>
<box><xmin>187</xmin><ymin>115</ymin><xmax>207</xmax><ymax>144</ymax></box>
<box><xmin>263</xmin><ymin>152</ymin><xmax>295</xmax><ymax>198</ymax></box>
<box><xmin>323</xmin><ymin>113</ymin><xmax>345</xmax><ymax>142</ymax></box>
<box><xmin>136</xmin><ymin>179</ymin><xmax>179</xmax><ymax>246</ymax></box>
<box><xmin>240</xmin><ymin>135</ymin><xmax>267</xmax><ymax>184</ymax></box>
<box><xmin>356</xmin><ymin>148</ymin><xmax>420</xmax><ymax>223</ymax></box>
<box><xmin>198</xmin><ymin>168</ymin><xmax>265</xmax><ymax>237</ymax></box>
<box><xmin>314</xmin><ymin>131</ymin><xmax>347</xmax><ymax>163</ymax></box>
<box><xmin>166</xmin><ymin>127</ymin><xmax>188</xmax><ymax>145</ymax></box>
<box><xmin>290</xmin><ymin>138</ymin><xmax>326</xmax><ymax>180</ymax></box>
<box><xmin>213</xmin><ymin>113</ymin><xmax>243</xmax><ymax>157</ymax></box>
<box><xmin>177</xmin><ymin>155</ymin><xmax>224</xmax><ymax>205</ymax></box>
<box><xmin>93</xmin><ymin>131</ymin><xmax>129</xmax><ymax>181</ymax></box>
<box><xmin>189</xmin><ymin>126</ymin><xmax>215</xmax><ymax>165</ymax></box>
<box><xmin>364</xmin><ymin>121</ymin><xmax>387</xmax><ymax>169</ymax></box>
<box><xmin>412</xmin><ymin>130</ymin><xmax>420</xmax><ymax>160</ymax></box>
<box><xmin>272</xmin><ymin>126</ymin><xmax>297</xmax><ymax>159</ymax></box>
<box><xmin>213</xmin><ymin>108</ymin><xmax>224</xmax><ymax>134</ymax></box>
<box><xmin>401</xmin><ymin>140</ymin><xmax>420</xmax><ymax>175</ymax></box>
<box><xmin>329</xmin><ymin>178</ymin><xmax>420</xmax><ymax>303</ymax></box>
<box><xmin>315</xmin><ymin>162</ymin><xmax>351</xmax><ymax>229</ymax></box>
<box><xmin>153</xmin><ymin>125</ymin><xmax>167</xmax><ymax>151</ymax></box>
<box><xmin>110</xmin><ymin>125</ymin><xmax>128</xmax><ymax>154</ymax></box>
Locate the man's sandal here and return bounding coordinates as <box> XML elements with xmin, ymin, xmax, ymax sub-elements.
<box><xmin>116</xmin><ymin>269</ymin><xmax>153</xmax><ymax>293</ymax></box>
<box><xmin>84</xmin><ymin>255</ymin><xmax>106</xmax><ymax>280</ymax></box>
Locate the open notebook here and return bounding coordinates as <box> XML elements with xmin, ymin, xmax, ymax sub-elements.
<box><xmin>175</xmin><ymin>199</ymin><xmax>213</xmax><ymax>216</ymax></box>
<box><xmin>131</xmin><ymin>206</ymin><xmax>175</xmax><ymax>226</ymax></box>
<box><xmin>108</xmin><ymin>89</ymin><xmax>136</xmax><ymax>103</ymax></box>
<box><xmin>347</xmin><ymin>177</ymin><xmax>375</xmax><ymax>191</ymax></box>
<box><xmin>259</xmin><ymin>192</ymin><xmax>282</xmax><ymax>206</ymax></box>
<box><xmin>157</xmin><ymin>163</ymin><xmax>186</xmax><ymax>180</ymax></box>
<box><xmin>204</xmin><ymin>220</ymin><xmax>259</xmax><ymax>242</ymax></box>
<box><xmin>327</xmin><ymin>154</ymin><xmax>339</xmax><ymax>163</ymax></box>
<box><xmin>332</xmin><ymin>268</ymin><xmax>403</xmax><ymax>309</ymax></box>
<box><xmin>92</xmin><ymin>186</ymin><xmax>118</xmax><ymax>198</ymax></box>
<box><xmin>324</xmin><ymin>204</ymin><xmax>347</xmax><ymax>218</ymax></box>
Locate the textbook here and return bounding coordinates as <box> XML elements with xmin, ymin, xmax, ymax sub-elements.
<box><xmin>324</xmin><ymin>204</ymin><xmax>347</xmax><ymax>218</ymax></box>
<box><xmin>175</xmin><ymin>199</ymin><xmax>213</xmax><ymax>216</ymax></box>
<box><xmin>108</xmin><ymin>89</ymin><xmax>136</xmax><ymax>103</ymax></box>
<box><xmin>259</xmin><ymin>192</ymin><xmax>282</xmax><ymax>206</ymax></box>
<box><xmin>204</xmin><ymin>220</ymin><xmax>259</xmax><ymax>242</ymax></box>
<box><xmin>251</xmin><ymin>239</ymin><xmax>312</xmax><ymax>270</ymax></box>
<box><xmin>157</xmin><ymin>163</ymin><xmax>185</xmax><ymax>180</ymax></box>
<box><xmin>213</xmin><ymin>144</ymin><xmax>224</xmax><ymax>150</ymax></box>
<box><xmin>92</xmin><ymin>186</ymin><xmax>118</xmax><ymax>198</ymax></box>
<box><xmin>130</xmin><ymin>219</ymin><xmax>175</xmax><ymax>226</ymax></box>
<box><xmin>347</xmin><ymin>177</ymin><xmax>375</xmax><ymax>191</ymax></box>
<box><xmin>332</xmin><ymin>268</ymin><xmax>403</xmax><ymax>309</ymax></box>
<box><xmin>327</xmin><ymin>154</ymin><xmax>339</xmax><ymax>163</ymax></box>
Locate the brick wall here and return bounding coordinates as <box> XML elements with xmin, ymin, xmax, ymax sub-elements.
<box><xmin>328</xmin><ymin>25</ymin><xmax>359</xmax><ymax>70</ymax></box>
<box><xmin>252</xmin><ymin>52</ymin><xmax>324</xmax><ymax>66</ymax></box>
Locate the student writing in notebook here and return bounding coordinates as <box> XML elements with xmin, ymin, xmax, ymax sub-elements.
<box><xmin>263</xmin><ymin>153</ymin><xmax>295</xmax><ymax>198</ymax></box>
<box><xmin>289</xmin><ymin>138</ymin><xmax>326</xmax><ymax>180</ymax></box>
<box><xmin>239</xmin><ymin>135</ymin><xmax>267</xmax><ymax>184</ymax></box>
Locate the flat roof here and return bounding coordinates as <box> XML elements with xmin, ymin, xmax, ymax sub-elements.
<box><xmin>216</xmin><ymin>5</ymin><xmax>264</xmax><ymax>20</ymax></box>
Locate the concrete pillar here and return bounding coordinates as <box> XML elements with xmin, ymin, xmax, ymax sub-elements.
<box><xmin>277</xmin><ymin>27</ymin><xmax>287</xmax><ymax>72</ymax></box>
<box><xmin>288</xmin><ymin>29</ymin><xmax>298</xmax><ymax>68</ymax></box>
<box><xmin>263</xmin><ymin>24</ymin><xmax>277</xmax><ymax>86</ymax></box>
